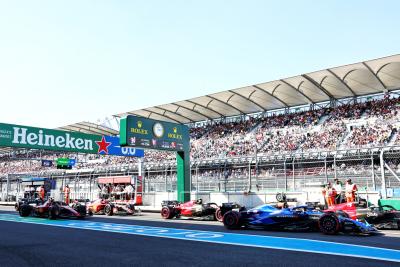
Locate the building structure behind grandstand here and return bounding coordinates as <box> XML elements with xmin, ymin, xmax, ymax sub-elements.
<box><xmin>1</xmin><ymin>54</ymin><xmax>400</xmax><ymax>206</ymax></box>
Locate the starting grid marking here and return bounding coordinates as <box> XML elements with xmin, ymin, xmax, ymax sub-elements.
<box><xmin>0</xmin><ymin>214</ymin><xmax>400</xmax><ymax>263</ymax></box>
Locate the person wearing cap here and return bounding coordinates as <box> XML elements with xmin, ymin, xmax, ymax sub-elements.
<box><xmin>345</xmin><ymin>178</ymin><xmax>358</xmax><ymax>203</ymax></box>
<box><xmin>333</xmin><ymin>178</ymin><xmax>343</xmax><ymax>204</ymax></box>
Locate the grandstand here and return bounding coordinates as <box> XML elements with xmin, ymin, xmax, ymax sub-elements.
<box><xmin>1</xmin><ymin>54</ymin><xmax>400</xmax><ymax>204</ymax></box>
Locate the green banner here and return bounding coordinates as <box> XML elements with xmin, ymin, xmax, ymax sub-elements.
<box><xmin>0</xmin><ymin>122</ymin><xmax>100</xmax><ymax>154</ymax></box>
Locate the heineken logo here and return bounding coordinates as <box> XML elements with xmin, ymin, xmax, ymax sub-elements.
<box><xmin>0</xmin><ymin>123</ymin><xmax>144</xmax><ymax>158</ymax></box>
<box><xmin>12</xmin><ymin>127</ymin><xmax>93</xmax><ymax>150</ymax></box>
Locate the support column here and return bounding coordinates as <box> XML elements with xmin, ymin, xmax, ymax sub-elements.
<box><xmin>177</xmin><ymin>151</ymin><xmax>190</xmax><ymax>202</ymax></box>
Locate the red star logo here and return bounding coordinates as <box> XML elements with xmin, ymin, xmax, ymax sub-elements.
<box><xmin>96</xmin><ymin>136</ymin><xmax>112</xmax><ymax>154</ymax></box>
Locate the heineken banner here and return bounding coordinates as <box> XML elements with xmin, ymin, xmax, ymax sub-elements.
<box><xmin>0</xmin><ymin>122</ymin><xmax>144</xmax><ymax>157</ymax></box>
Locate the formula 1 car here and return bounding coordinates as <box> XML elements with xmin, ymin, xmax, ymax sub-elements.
<box><xmin>364</xmin><ymin>205</ymin><xmax>400</xmax><ymax>229</ymax></box>
<box><xmin>18</xmin><ymin>199</ymin><xmax>87</xmax><ymax>219</ymax></box>
<box><xmin>326</xmin><ymin>202</ymin><xmax>400</xmax><ymax>229</ymax></box>
<box><xmin>223</xmin><ymin>204</ymin><xmax>377</xmax><ymax>235</ymax></box>
<box><xmin>15</xmin><ymin>198</ymin><xmax>44</xmax><ymax>212</ymax></box>
<box><xmin>161</xmin><ymin>199</ymin><xmax>241</xmax><ymax>221</ymax></box>
<box><xmin>87</xmin><ymin>198</ymin><xmax>136</xmax><ymax>216</ymax></box>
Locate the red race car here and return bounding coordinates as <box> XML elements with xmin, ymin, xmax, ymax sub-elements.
<box><xmin>87</xmin><ymin>199</ymin><xmax>136</xmax><ymax>216</ymax></box>
<box><xmin>161</xmin><ymin>199</ymin><xmax>240</xmax><ymax>221</ymax></box>
<box><xmin>18</xmin><ymin>198</ymin><xmax>86</xmax><ymax>219</ymax></box>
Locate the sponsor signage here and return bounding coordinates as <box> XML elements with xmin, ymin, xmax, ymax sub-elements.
<box><xmin>41</xmin><ymin>160</ymin><xmax>53</xmax><ymax>167</ymax></box>
<box><xmin>120</xmin><ymin>116</ymin><xmax>190</xmax><ymax>152</ymax></box>
<box><xmin>56</xmin><ymin>158</ymin><xmax>76</xmax><ymax>166</ymax></box>
<box><xmin>0</xmin><ymin>122</ymin><xmax>144</xmax><ymax>157</ymax></box>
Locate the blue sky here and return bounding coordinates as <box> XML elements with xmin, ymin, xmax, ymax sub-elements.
<box><xmin>0</xmin><ymin>1</ymin><xmax>399</xmax><ymax>128</ymax></box>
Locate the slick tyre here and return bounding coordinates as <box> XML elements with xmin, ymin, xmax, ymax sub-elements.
<box><xmin>319</xmin><ymin>213</ymin><xmax>340</xmax><ymax>235</ymax></box>
<box><xmin>215</xmin><ymin>208</ymin><xmax>223</xmax><ymax>222</ymax></box>
<box><xmin>48</xmin><ymin>204</ymin><xmax>60</xmax><ymax>220</ymax></box>
<box><xmin>161</xmin><ymin>206</ymin><xmax>175</xmax><ymax>219</ymax></box>
<box><xmin>19</xmin><ymin>204</ymin><xmax>31</xmax><ymax>217</ymax></box>
<box><xmin>223</xmin><ymin>211</ymin><xmax>242</xmax><ymax>230</ymax></box>
<box><xmin>104</xmin><ymin>204</ymin><xmax>114</xmax><ymax>216</ymax></box>
<box><xmin>127</xmin><ymin>204</ymin><xmax>135</xmax><ymax>215</ymax></box>
<box><xmin>276</xmin><ymin>192</ymin><xmax>287</xmax><ymax>203</ymax></box>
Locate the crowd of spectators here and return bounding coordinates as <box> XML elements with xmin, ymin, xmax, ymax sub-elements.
<box><xmin>2</xmin><ymin>94</ymin><xmax>400</xmax><ymax>176</ymax></box>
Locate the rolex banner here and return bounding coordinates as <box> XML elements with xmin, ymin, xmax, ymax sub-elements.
<box><xmin>0</xmin><ymin>122</ymin><xmax>144</xmax><ymax>157</ymax></box>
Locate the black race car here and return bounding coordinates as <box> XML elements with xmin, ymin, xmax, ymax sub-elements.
<box><xmin>364</xmin><ymin>205</ymin><xmax>400</xmax><ymax>229</ymax></box>
<box><xmin>19</xmin><ymin>199</ymin><xmax>87</xmax><ymax>219</ymax></box>
<box><xmin>161</xmin><ymin>199</ymin><xmax>241</xmax><ymax>221</ymax></box>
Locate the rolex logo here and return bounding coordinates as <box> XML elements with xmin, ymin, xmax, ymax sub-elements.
<box><xmin>137</xmin><ymin>121</ymin><xmax>143</xmax><ymax>128</ymax></box>
<box><xmin>173</xmin><ymin>127</ymin><xmax>177</xmax><ymax>133</ymax></box>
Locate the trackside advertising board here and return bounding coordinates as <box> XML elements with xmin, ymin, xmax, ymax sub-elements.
<box><xmin>120</xmin><ymin>115</ymin><xmax>190</xmax><ymax>152</ymax></box>
<box><xmin>0</xmin><ymin>123</ymin><xmax>144</xmax><ymax>157</ymax></box>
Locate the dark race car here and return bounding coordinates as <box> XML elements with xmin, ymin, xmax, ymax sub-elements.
<box><xmin>365</xmin><ymin>205</ymin><xmax>400</xmax><ymax>229</ymax></box>
<box><xmin>15</xmin><ymin>198</ymin><xmax>44</xmax><ymax>212</ymax></box>
<box><xmin>18</xmin><ymin>199</ymin><xmax>87</xmax><ymax>219</ymax></box>
<box><xmin>87</xmin><ymin>199</ymin><xmax>136</xmax><ymax>216</ymax></box>
<box><xmin>325</xmin><ymin>202</ymin><xmax>400</xmax><ymax>230</ymax></box>
<box><xmin>161</xmin><ymin>199</ymin><xmax>241</xmax><ymax>221</ymax></box>
<box><xmin>223</xmin><ymin>204</ymin><xmax>377</xmax><ymax>235</ymax></box>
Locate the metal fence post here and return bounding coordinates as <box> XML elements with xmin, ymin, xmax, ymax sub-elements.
<box><xmin>324</xmin><ymin>157</ymin><xmax>328</xmax><ymax>184</ymax></box>
<box><xmin>248</xmin><ymin>161</ymin><xmax>252</xmax><ymax>192</ymax></box>
<box><xmin>333</xmin><ymin>154</ymin><xmax>337</xmax><ymax>180</ymax></box>
<box><xmin>6</xmin><ymin>174</ymin><xmax>9</xmax><ymax>201</ymax></box>
<box><xmin>292</xmin><ymin>158</ymin><xmax>295</xmax><ymax>191</ymax></box>
<box><xmin>380</xmin><ymin>149</ymin><xmax>387</xmax><ymax>199</ymax></box>
<box><xmin>284</xmin><ymin>160</ymin><xmax>287</xmax><ymax>191</ymax></box>
<box><xmin>371</xmin><ymin>153</ymin><xmax>376</xmax><ymax>191</ymax></box>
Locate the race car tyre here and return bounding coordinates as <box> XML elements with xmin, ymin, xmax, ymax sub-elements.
<box><xmin>74</xmin><ymin>204</ymin><xmax>87</xmax><ymax>217</ymax></box>
<box><xmin>127</xmin><ymin>204</ymin><xmax>135</xmax><ymax>214</ymax></box>
<box><xmin>104</xmin><ymin>204</ymin><xmax>114</xmax><ymax>216</ymax></box>
<box><xmin>161</xmin><ymin>206</ymin><xmax>175</xmax><ymax>219</ymax></box>
<box><xmin>276</xmin><ymin>193</ymin><xmax>287</xmax><ymax>203</ymax></box>
<box><xmin>319</xmin><ymin>213</ymin><xmax>340</xmax><ymax>235</ymax></box>
<box><xmin>223</xmin><ymin>211</ymin><xmax>242</xmax><ymax>230</ymax></box>
<box><xmin>19</xmin><ymin>204</ymin><xmax>32</xmax><ymax>217</ymax></box>
<box><xmin>48</xmin><ymin>204</ymin><xmax>60</xmax><ymax>220</ymax></box>
<box><xmin>215</xmin><ymin>208</ymin><xmax>223</xmax><ymax>222</ymax></box>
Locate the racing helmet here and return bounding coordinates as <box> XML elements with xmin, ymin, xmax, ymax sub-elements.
<box><xmin>196</xmin><ymin>198</ymin><xmax>203</xmax><ymax>204</ymax></box>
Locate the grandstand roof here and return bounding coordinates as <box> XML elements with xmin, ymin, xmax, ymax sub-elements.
<box><xmin>115</xmin><ymin>54</ymin><xmax>400</xmax><ymax>124</ymax></box>
<box><xmin>57</xmin><ymin>121</ymin><xmax>119</xmax><ymax>136</ymax></box>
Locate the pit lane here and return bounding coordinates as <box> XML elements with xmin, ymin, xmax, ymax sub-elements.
<box><xmin>0</xmin><ymin>207</ymin><xmax>399</xmax><ymax>267</ymax></box>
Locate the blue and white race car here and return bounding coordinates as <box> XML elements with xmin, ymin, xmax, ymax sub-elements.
<box><xmin>223</xmin><ymin>204</ymin><xmax>377</xmax><ymax>235</ymax></box>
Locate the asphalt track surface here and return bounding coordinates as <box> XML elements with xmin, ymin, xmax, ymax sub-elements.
<box><xmin>0</xmin><ymin>209</ymin><xmax>400</xmax><ymax>267</ymax></box>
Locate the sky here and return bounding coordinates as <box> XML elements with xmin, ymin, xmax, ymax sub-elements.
<box><xmin>0</xmin><ymin>0</ymin><xmax>399</xmax><ymax>129</ymax></box>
